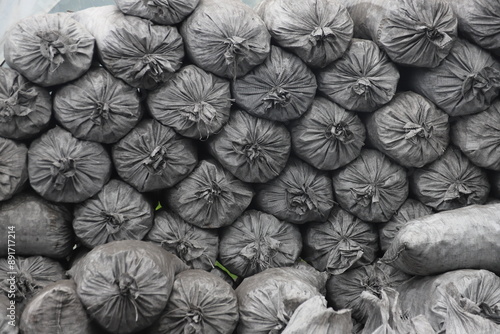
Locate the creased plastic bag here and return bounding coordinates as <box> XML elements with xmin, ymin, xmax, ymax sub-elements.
<box><xmin>180</xmin><ymin>0</ymin><xmax>270</xmax><ymax>79</ymax></box>
<box><xmin>219</xmin><ymin>210</ymin><xmax>302</xmax><ymax>278</ymax></box>
<box><xmin>256</xmin><ymin>0</ymin><xmax>353</xmax><ymax>68</ymax></box>
<box><xmin>290</xmin><ymin>97</ymin><xmax>366</xmax><ymax>171</ymax></box>
<box><xmin>163</xmin><ymin>159</ymin><xmax>254</xmax><ymax>229</ymax></box>
<box><xmin>0</xmin><ymin>68</ymin><xmax>51</xmax><ymax>140</ymax></box>
<box><xmin>73</xmin><ymin>6</ymin><xmax>184</xmax><ymax>90</ymax></box>
<box><xmin>0</xmin><ymin>138</ymin><xmax>28</xmax><ymax>202</ymax></box>
<box><xmin>146</xmin><ymin>209</ymin><xmax>219</xmax><ymax>270</ymax></box>
<box><xmin>4</xmin><ymin>12</ymin><xmax>94</xmax><ymax>87</ymax></box>
<box><xmin>254</xmin><ymin>157</ymin><xmax>335</xmax><ymax>224</ymax></box>
<box><xmin>365</xmin><ymin>91</ymin><xmax>450</xmax><ymax>168</ymax></box>
<box><xmin>147</xmin><ymin>65</ymin><xmax>232</xmax><ymax>140</ymax></box>
<box><xmin>53</xmin><ymin>67</ymin><xmax>143</xmax><ymax>144</ymax></box>
<box><xmin>409</xmin><ymin>146</ymin><xmax>490</xmax><ymax>211</ymax></box>
<box><xmin>207</xmin><ymin>109</ymin><xmax>291</xmax><ymax>183</ymax></box>
<box><xmin>316</xmin><ymin>38</ymin><xmax>399</xmax><ymax>112</ymax></box>
<box><xmin>28</xmin><ymin>126</ymin><xmax>112</xmax><ymax>203</ymax></box>
<box><xmin>148</xmin><ymin>270</ymin><xmax>239</xmax><ymax>334</ymax></box>
<box><xmin>114</xmin><ymin>0</ymin><xmax>200</xmax><ymax>25</ymax></box>
<box><xmin>232</xmin><ymin>46</ymin><xmax>317</xmax><ymax>122</ymax></box>
<box><xmin>303</xmin><ymin>206</ymin><xmax>379</xmax><ymax>275</ymax></box>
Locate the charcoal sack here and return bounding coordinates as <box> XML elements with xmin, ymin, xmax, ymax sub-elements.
<box><xmin>0</xmin><ymin>138</ymin><xmax>28</xmax><ymax>202</ymax></box>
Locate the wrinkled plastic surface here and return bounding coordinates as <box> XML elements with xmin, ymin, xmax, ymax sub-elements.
<box><xmin>115</xmin><ymin>0</ymin><xmax>199</xmax><ymax>25</ymax></box>
<box><xmin>0</xmin><ymin>138</ymin><xmax>28</xmax><ymax>202</ymax></box>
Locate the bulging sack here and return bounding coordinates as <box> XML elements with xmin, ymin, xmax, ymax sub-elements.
<box><xmin>232</xmin><ymin>46</ymin><xmax>317</xmax><ymax>122</ymax></box>
<box><xmin>342</xmin><ymin>0</ymin><xmax>457</xmax><ymax>67</ymax></box>
<box><xmin>0</xmin><ymin>138</ymin><xmax>28</xmax><ymax>202</ymax></box>
<box><xmin>254</xmin><ymin>157</ymin><xmax>335</xmax><ymax>224</ymax></box>
<box><xmin>148</xmin><ymin>270</ymin><xmax>239</xmax><ymax>334</ymax></box>
<box><xmin>73</xmin><ymin>6</ymin><xmax>184</xmax><ymax>90</ymax></box>
<box><xmin>219</xmin><ymin>210</ymin><xmax>302</xmax><ymax>278</ymax></box>
<box><xmin>4</xmin><ymin>12</ymin><xmax>94</xmax><ymax>87</ymax></box>
<box><xmin>289</xmin><ymin>97</ymin><xmax>366</xmax><ymax>171</ymax></box>
<box><xmin>236</xmin><ymin>265</ymin><xmax>328</xmax><ymax>334</ymax></box>
<box><xmin>326</xmin><ymin>262</ymin><xmax>412</xmax><ymax>323</ymax></box>
<box><xmin>0</xmin><ymin>294</ymin><xmax>18</xmax><ymax>333</ymax></box>
<box><xmin>409</xmin><ymin>146</ymin><xmax>490</xmax><ymax>211</ymax></box>
<box><xmin>0</xmin><ymin>68</ymin><xmax>51</xmax><ymax>140</ymax></box>
<box><xmin>332</xmin><ymin>148</ymin><xmax>409</xmax><ymax>223</ymax></box>
<box><xmin>73</xmin><ymin>179</ymin><xmax>154</xmax><ymax>249</ymax></box>
<box><xmin>451</xmin><ymin>99</ymin><xmax>500</xmax><ymax>171</ymax></box>
<box><xmin>406</xmin><ymin>39</ymin><xmax>500</xmax><ymax>116</ymax></box>
<box><xmin>114</xmin><ymin>0</ymin><xmax>200</xmax><ymax>25</ymax></box>
<box><xmin>382</xmin><ymin>204</ymin><xmax>500</xmax><ymax>276</ymax></box>
<box><xmin>316</xmin><ymin>38</ymin><xmax>399</xmax><ymax>112</ymax></box>
<box><xmin>20</xmin><ymin>280</ymin><xmax>93</xmax><ymax>334</ymax></box>
<box><xmin>53</xmin><ymin>67</ymin><xmax>143</xmax><ymax>144</ymax></box>
<box><xmin>365</xmin><ymin>91</ymin><xmax>450</xmax><ymax>168</ymax></box>
<box><xmin>0</xmin><ymin>193</ymin><xmax>74</xmax><ymax>259</ymax></box>
<box><xmin>180</xmin><ymin>0</ymin><xmax>271</xmax><ymax>79</ymax></box>
<box><xmin>145</xmin><ymin>209</ymin><xmax>219</xmax><ymax>270</ymax></box>
<box><xmin>207</xmin><ymin>109</ymin><xmax>291</xmax><ymax>183</ymax></box>
<box><xmin>303</xmin><ymin>206</ymin><xmax>379</xmax><ymax>275</ymax></box>
<box><xmin>147</xmin><ymin>65</ymin><xmax>232</xmax><ymax>140</ymax></box>
<box><xmin>72</xmin><ymin>240</ymin><xmax>188</xmax><ymax>334</ymax></box>
<box><xmin>396</xmin><ymin>269</ymin><xmax>500</xmax><ymax>332</ymax></box>
<box><xmin>163</xmin><ymin>159</ymin><xmax>254</xmax><ymax>229</ymax></box>
<box><xmin>378</xmin><ymin>198</ymin><xmax>433</xmax><ymax>253</ymax></box>
<box><xmin>28</xmin><ymin>126</ymin><xmax>112</xmax><ymax>203</ymax></box>
<box><xmin>256</xmin><ymin>0</ymin><xmax>353</xmax><ymax>68</ymax></box>
<box><xmin>112</xmin><ymin>119</ymin><xmax>198</xmax><ymax>192</ymax></box>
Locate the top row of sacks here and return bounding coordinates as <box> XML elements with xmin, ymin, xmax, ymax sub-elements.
<box><xmin>3</xmin><ymin>0</ymin><xmax>500</xmax><ymax>87</ymax></box>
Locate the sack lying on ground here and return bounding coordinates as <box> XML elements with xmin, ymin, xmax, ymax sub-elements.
<box><xmin>71</xmin><ymin>240</ymin><xmax>188</xmax><ymax>334</ymax></box>
<box><xmin>236</xmin><ymin>265</ymin><xmax>328</xmax><ymax>334</ymax></box>
<box><xmin>256</xmin><ymin>0</ymin><xmax>353</xmax><ymax>68</ymax></box>
<box><xmin>396</xmin><ymin>269</ymin><xmax>500</xmax><ymax>332</ymax></box>
<box><xmin>232</xmin><ymin>46</ymin><xmax>317</xmax><ymax>122</ymax></box>
<box><xmin>73</xmin><ymin>6</ymin><xmax>184</xmax><ymax>90</ymax></box>
<box><xmin>442</xmin><ymin>0</ymin><xmax>500</xmax><ymax>56</ymax></box>
<box><xmin>114</xmin><ymin>0</ymin><xmax>199</xmax><ymax>25</ymax></box>
<box><xmin>207</xmin><ymin>109</ymin><xmax>291</xmax><ymax>183</ymax></box>
<box><xmin>289</xmin><ymin>97</ymin><xmax>366</xmax><ymax>171</ymax></box>
<box><xmin>342</xmin><ymin>0</ymin><xmax>457</xmax><ymax>68</ymax></box>
<box><xmin>0</xmin><ymin>68</ymin><xmax>51</xmax><ymax>140</ymax></box>
<box><xmin>112</xmin><ymin>119</ymin><xmax>198</xmax><ymax>192</ymax></box>
<box><xmin>316</xmin><ymin>38</ymin><xmax>399</xmax><ymax>113</ymax></box>
<box><xmin>180</xmin><ymin>0</ymin><xmax>270</xmax><ymax>79</ymax></box>
<box><xmin>148</xmin><ymin>270</ymin><xmax>239</xmax><ymax>334</ymax></box>
<box><xmin>0</xmin><ymin>193</ymin><xmax>74</xmax><ymax>259</ymax></box>
<box><xmin>326</xmin><ymin>262</ymin><xmax>413</xmax><ymax>323</ymax></box>
<box><xmin>0</xmin><ymin>256</ymin><xmax>66</xmax><ymax>313</ymax></box>
<box><xmin>405</xmin><ymin>39</ymin><xmax>500</xmax><ymax>116</ymax></box>
<box><xmin>73</xmin><ymin>179</ymin><xmax>154</xmax><ymax>249</ymax></box>
<box><xmin>4</xmin><ymin>12</ymin><xmax>94</xmax><ymax>87</ymax></box>
<box><xmin>378</xmin><ymin>199</ymin><xmax>433</xmax><ymax>253</ymax></box>
<box><xmin>146</xmin><ymin>209</ymin><xmax>219</xmax><ymax>270</ymax></box>
<box><xmin>409</xmin><ymin>146</ymin><xmax>490</xmax><ymax>211</ymax></box>
<box><xmin>303</xmin><ymin>206</ymin><xmax>379</xmax><ymax>275</ymax></box>
<box><xmin>0</xmin><ymin>138</ymin><xmax>28</xmax><ymax>202</ymax></box>
<box><xmin>163</xmin><ymin>159</ymin><xmax>254</xmax><ymax>228</ymax></box>
<box><xmin>365</xmin><ymin>91</ymin><xmax>450</xmax><ymax>168</ymax></box>
<box><xmin>53</xmin><ymin>67</ymin><xmax>143</xmax><ymax>144</ymax></box>
<box><xmin>451</xmin><ymin>99</ymin><xmax>500</xmax><ymax>171</ymax></box>
<box><xmin>20</xmin><ymin>280</ymin><xmax>93</xmax><ymax>334</ymax></box>
<box><xmin>254</xmin><ymin>157</ymin><xmax>335</xmax><ymax>224</ymax></box>
<box><xmin>219</xmin><ymin>210</ymin><xmax>302</xmax><ymax>278</ymax></box>
<box><xmin>332</xmin><ymin>148</ymin><xmax>409</xmax><ymax>223</ymax></box>
<box><xmin>147</xmin><ymin>65</ymin><xmax>232</xmax><ymax>140</ymax></box>
<box><xmin>382</xmin><ymin>204</ymin><xmax>500</xmax><ymax>276</ymax></box>
<box><xmin>282</xmin><ymin>296</ymin><xmax>353</xmax><ymax>334</ymax></box>
<box><xmin>28</xmin><ymin>126</ymin><xmax>112</xmax><ymax>203</ymax></box>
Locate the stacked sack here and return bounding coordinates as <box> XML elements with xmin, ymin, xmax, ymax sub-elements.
<box><xmin>1</xmin><ymin>0</ymin><xmax>500</xmax><ymax>332</ymax></box>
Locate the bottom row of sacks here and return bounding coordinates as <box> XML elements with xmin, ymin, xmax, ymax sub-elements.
<box><xmin>1</xmin><ymin>240</ymin><xmax>500</xmax><ymax>334</ymax></box>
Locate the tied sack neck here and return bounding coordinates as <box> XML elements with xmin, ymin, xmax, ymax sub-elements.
<box><xmin>38</xmin><ymin>31</ymin><xmax>79</xmax><ymax>72</ymax></box>
<box><xmin>0</xmin><ymin>87</ymin><xmax>39</xmax><ymax>123</ymax></box>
